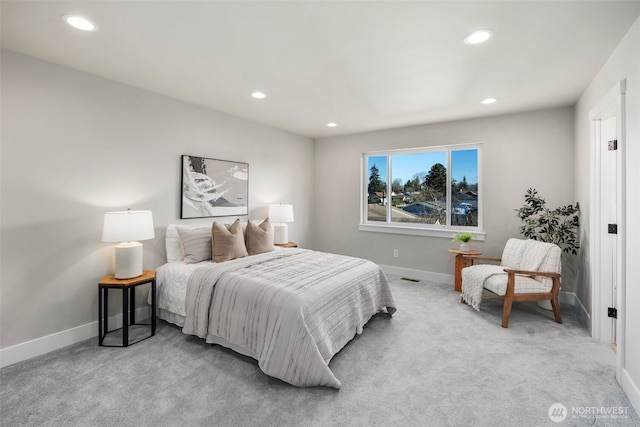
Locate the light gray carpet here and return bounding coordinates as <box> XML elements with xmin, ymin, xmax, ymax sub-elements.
<box><xmin>1</xmin><ymin>276</ymin><xmax>638</xmax><ymax>426</ymax></box>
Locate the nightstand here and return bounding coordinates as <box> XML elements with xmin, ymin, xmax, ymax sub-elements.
<box><xmin>98</xmin><ymin>270</ymin><xmax>156</xmax><ymax>347</ymax></box>
<box><xmin>274</xmin><ymin>242</ymin><xmax>298</xmax><ymax>248</ymax></box>
<box><xmin>448</xmin><ymin>249</ymin><xmax>482</xmax><ymax>292</ymax></box>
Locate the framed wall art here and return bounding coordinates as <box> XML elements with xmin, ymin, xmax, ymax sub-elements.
<box><xmin>181</xmin><ymin>155</ymin><xmax>249</xmax><ymax>219</ymax></box>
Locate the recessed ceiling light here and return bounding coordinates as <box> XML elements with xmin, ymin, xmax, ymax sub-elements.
<box><xmin>327</xmin><ymin>122</ymin><xmax>337</xmax><ymax>127</ymax></box>
<box><xmin>481</xmin><ymin>98</ymin><xmax>497</xmax><ymax>104</ymax></box>
<box><xmin>62</xmin><ymin>14</ymin><xmax>98</xmax><ymax>32</ymax></box>
<box><xmin>464</xmin><ymin>29</ymin><xmax>493</xmax><ymax>45</ymax></box>
<box><xmin>251</xmin><ymin>91</ymin><xmax>266</xmax><ymax>99</ymax></box>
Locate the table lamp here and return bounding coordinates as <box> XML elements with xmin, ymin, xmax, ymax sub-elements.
<box><xmin>102</xmin><ymin>209</ymin><xmax>155</xmax><ymax>279</ymax></box>
<box><xmin>269</xmin><ymin>204</ymin><xmax>294</xmax><ymax>244</ymax></box>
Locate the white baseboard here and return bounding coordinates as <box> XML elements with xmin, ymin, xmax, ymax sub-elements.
<box><xmin>380</xmin><ymin>264</ymin><xmax>454</xmax><ymax>284</ymax></box>
<box><xmin>11</xmin><ymin>270</ymin><xmax>450</xmax><ymax>368</ymax></box>
<box><xmin>0</xmin><ymin>277</ymin><xmax>583</xmax><ymax>370</ymax></box>
<box><xmin>559</xmin><ymin>291</ymin><xmax>574</xmax><ymax>305</ymax></box>
<box><xmin>571</xmin><ymin>292</ymin><xmax>591</xmax><ymax>330</ymax></box>
<box><xmin>381</xmin><ymin>265</ymin><xmax>578</xmax><ymax>308</ymax></box>
<box><xmin>621</xmin><ymin>368</ymin><xmax>640</xmax><ymax>419</ymax></box>
<box><xmin>0</xmin><ymin>322</ymin><xmax>97</xmax><ymax>369</ymax></box>
<box><xmin>0</xmin><ymin>306</ymin><xmax>150</xmax><ymax>369</ymax></box>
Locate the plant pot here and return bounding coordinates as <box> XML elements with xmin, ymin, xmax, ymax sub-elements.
<box><xmin>459</xmin><ymin>242</ymin><xmax>470</xmax><ymax>252</ymax></box>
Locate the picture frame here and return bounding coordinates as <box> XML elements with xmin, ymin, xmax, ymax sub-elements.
<box><xmin>181</xmin><ymin>155</ymin><xmax>249</xmax><ymax>219</ymax></box>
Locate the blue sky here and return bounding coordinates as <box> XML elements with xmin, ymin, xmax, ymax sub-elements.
<box><xmin>451</xmin><ymin>149</ymin><xmax>478</xmax><ymax>183</ymax></box>
<box><xmin>367</xmin><ymin>149</ymin><xmax>478</xmax><ymax>185</ymax></box>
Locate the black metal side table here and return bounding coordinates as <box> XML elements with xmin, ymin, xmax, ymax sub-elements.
<box><xmin>98</xmin><ymin>270</ymin><xmax>156</xmax><ymax>347</ymax></box>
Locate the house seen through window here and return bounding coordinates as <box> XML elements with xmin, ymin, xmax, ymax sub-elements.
<box><xmin>363</xmin><ymin>145</ymin><xmax>481</xmax><ymax>233</ymax></box>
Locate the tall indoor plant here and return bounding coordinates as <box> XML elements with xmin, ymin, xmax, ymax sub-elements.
<box><xmin>516</xmin><ymin>188</ymin><xmax>580</xmax><ymax>254</ymax></box>
<box><xmin>516</xmin><ymin>188</ymin><xmax>580</xmax><ymax>310</ymax></box>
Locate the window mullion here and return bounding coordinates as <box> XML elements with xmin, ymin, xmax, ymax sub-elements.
<box><xmin>446</xmin><ymin>148</ymin><xmax>452</xmax><ymax>227</ymax></box>
<box><xmin>362</xmin><ymin>155</ymin><xmax>367</xmax><ymax>224</ymax></box>
<box><xmin>387</xmin><ymin>155</ymin><xmax>392</xmax><ymax>224</ymax></box>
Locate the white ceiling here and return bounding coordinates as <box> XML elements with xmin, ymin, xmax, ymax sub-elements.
<box><xmin>2</xmin><ymin>1</ymin><xmax>639</xmax><ymax>138</ymax></box>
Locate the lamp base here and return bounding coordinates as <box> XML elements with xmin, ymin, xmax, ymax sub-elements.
<box><xmin>114</xmin><ymin>241</ymin><xmax>143</xmax><ymax>279</ymax></box>
<box><xmin>273</xmin><ymin>223</ymin><xmax>288</xmax><ymax>245</ymax></box>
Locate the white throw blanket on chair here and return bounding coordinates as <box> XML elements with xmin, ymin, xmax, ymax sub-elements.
<box><xmin>461</xmin><ymin>239</ymin><xmax>556</xmax><ymax>311</ymax></box>
<box><xmin>461</xmin><ymin>264</ymin><xmax>504</xmax><ymax>311</ymax></box>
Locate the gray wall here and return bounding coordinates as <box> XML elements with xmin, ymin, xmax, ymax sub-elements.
<box><xmin>313</xmin><ymin>107</ymin><xmax>576</xmax><ymax>286</ymax></box>
<box><xmin>0</xmin><ymin>50</ymin><xmax>314</xmax><ymax>349</ymax></box>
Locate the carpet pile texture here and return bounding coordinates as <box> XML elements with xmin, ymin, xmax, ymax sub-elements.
<box><xmin>1</xmin><ymin>276</ymin><xmax>637</xmax><ymax>426</ymax></box>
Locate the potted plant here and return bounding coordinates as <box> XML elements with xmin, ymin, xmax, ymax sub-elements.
<box><xmin>452</xmin><ymin>232</ymin><xmax>473</xmax><ymax>252</ymax></box>
<box><xmin>516</xmin><ymin>188</ymin><xmax>580</xmax><ymax>254</ymax></box>
<box><xmin>516</xmin><ymin>188</ymin><xmax>580</xmax><ymax>310</ymax></box>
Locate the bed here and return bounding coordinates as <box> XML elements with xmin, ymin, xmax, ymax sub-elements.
<box><xmin>153</xmin><ymin>221</ymin><xmax>396</xmax><ymax>389</ymax></box>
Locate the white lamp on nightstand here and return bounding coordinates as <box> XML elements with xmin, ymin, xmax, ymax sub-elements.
<box><xmin>269</xmin><ymin>204</ymin><xmax>294</xmax><ymax>245</ymax></box>
<box><xmin>102</xmin><ymin>209</ymin><xmax>155</xmax><ymax>279</ymax></box>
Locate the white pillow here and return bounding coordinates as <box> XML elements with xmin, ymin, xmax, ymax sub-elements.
<box><xmin>165</xmin><ymin>224</ymin><xmax>211</xmax><ymax>262</ymax></box>
<box><xmin>165</xmin><ymin>224</ymin><xmax>183</xmax><ymax>262</ymax></box>
<box><xmin>176</xmin><ymin>226</ymin><xmax>212</xmax><ymax>263</ymax></box>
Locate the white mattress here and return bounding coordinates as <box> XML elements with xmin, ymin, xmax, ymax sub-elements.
<box><xmin>154</xmin><ymin>261</ymin><xmax>202</xmax><ymax>319</ymax></box>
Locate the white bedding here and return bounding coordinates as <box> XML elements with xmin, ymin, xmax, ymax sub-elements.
<box><xmin>154</xmin><ymin>248</ymin><xmax>396</xmax><ymax>388</ymax></box>
<box><xmin>155</xmin><ymin>247</ymin><xmax>290</xmax><ymax>320</ymax></box>
<box><xmin>155</xmin><ymin>261</ymin><xmax>202</xmax><ymax>320</ymax></box>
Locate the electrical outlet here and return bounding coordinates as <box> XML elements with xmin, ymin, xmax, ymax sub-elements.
<box><xmin>393</xmin><ymin>249</ymin><xmax>399</xmax><ymax>258</ymax></box>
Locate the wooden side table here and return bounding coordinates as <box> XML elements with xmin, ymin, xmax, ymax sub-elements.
<box><xmin>275</xmin><ymin>242</ymin><xmax>298</xmax><ymax>248</ymax></box>
<box><xmin>448</xmin><ymin>249</ymin><xmax>482</xmax><ymax>292</ymax></box>
<box><xmin>98</xmin><ymin>270</ymin><xmax>156</xmax><ymax>347</ymax></box>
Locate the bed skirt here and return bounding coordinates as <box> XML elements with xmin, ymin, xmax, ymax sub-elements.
<box><xmin>157</xmin><ymin>308</ymin><xmax>258</xmax><ymax>359</ymax></box>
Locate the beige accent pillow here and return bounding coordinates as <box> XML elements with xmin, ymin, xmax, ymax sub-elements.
<box><xmin>175</xmin><ymin>226</ymin><xmax>212</xmax><ymax>263</ymax></box>
<box><xmin>246</xmin><ymin>218</ymin><xmax>275</xmax><ymax>256</ymax></box>
<box><xmin>212</xmin><ymin>219</ymin><xmax>248</xmax><ymax>262</ymax></box>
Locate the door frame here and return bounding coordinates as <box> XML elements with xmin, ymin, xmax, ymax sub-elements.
<box><xmin>589</xmin><ymin>79</ymin><xmax>626</xmax><ymax>381</ymax></box>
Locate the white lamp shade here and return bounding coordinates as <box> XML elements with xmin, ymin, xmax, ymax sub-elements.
<box><xmin>269</xmin><ymin>204</ymin><xmax>294</xmax><ymax>223</ymax></box>
<box><xmin>102</xmin><ymin>210</ymin><xmax>155</xmax><ymax>242</ymax></box>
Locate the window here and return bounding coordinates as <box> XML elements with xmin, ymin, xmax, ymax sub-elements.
<box><xmin>361</xmin><ymin>144</ymin><xmax>483</xmax><ymax>239</ymax></box>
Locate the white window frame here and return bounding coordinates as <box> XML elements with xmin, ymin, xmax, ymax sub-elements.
<box><xmin>359</xmin><ymin>143</ymin><xmax>485</xmax><ymax>241</ymax></box>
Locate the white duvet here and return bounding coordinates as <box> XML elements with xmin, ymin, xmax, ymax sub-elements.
<box><xmin>173</xmin><ymin>248</ymin><xmax>395</xmax><ymax>388</ymax></box>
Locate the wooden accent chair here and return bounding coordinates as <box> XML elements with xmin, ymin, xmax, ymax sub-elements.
<box><xmin>461</xmin><ymin>238</ymin><xmax>563</xmax><ymax>328</ymax></box>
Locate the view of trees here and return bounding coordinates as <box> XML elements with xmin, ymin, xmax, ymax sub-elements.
<box><xmin>424</xmin><ymin>163</ymin><xmax>447</xmax><ymax>197</ymax></box>
<box><xmin>368</xmin><ymin>162</ymin><xmax>449</xmax><ymax>204</ymax></box>
<box><xmin>368</xmin><ymin>164</ymin><xmax>385</xmax><ymax>194</ymax></box>
<box><xmin>402</xmin><ymin>176</ymin><xmax>422</xmax><ymax>193</ymax></box>
<box><xmin>452</xmin><ymin>176</ymin><xmax>477</xmax><ymax>194</ymax></box>
<box><xmin>367</xmin><ymin>152</ymin><xmax>479</xmax><ymax>227</ymax></box>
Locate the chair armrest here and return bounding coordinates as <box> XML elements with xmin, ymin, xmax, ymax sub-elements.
<box><xmin>503</xmin><ymin>268</ymin><xmax>560</xmax><ymax>278</ymax></box>
<box><xmin>463</xmin><ymin>255</ymin><xmax>501</xmax><ymax>263</ymax></box>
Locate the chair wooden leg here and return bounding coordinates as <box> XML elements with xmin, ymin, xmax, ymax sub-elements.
<box><xmin>502</xmin><ymin>272</ymin><xmax>516</xmax><ymax>328</ymax></box>
<box><xmin>501</xmin><ymin>294</ymin><xmax>513</xmax><ymax>328</ymax></box>
<box><xmin>551</xmin><ymin>296</ymin><xmax>563</xmax><ymax>324</ymax></box>
<box><xmin>550</xmin><ymin>277</ymin><xmax>562</xmax><ymax>324</ymax></box>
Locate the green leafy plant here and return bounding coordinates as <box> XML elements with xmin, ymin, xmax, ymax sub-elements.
<box><xmin>516</xmin><ymin>188</ymin><xmax>580</xmax><ymax>255</ymax></box>
<box><xmin>452</xmin><ymin>232</ymin><xmax>473</xmax><ymax>243</ymax></box>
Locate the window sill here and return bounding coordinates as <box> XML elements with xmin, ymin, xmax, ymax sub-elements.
<box><xmin>358</xmin><ymin>223</ymin><xmax>486</xmax><ymax>241</ymax></box>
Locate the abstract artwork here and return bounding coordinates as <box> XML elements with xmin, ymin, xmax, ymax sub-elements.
<box><xmin>181</xmin><ymin>155</ymin><xmax>249</xmax><ymax>219</ymax></box>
